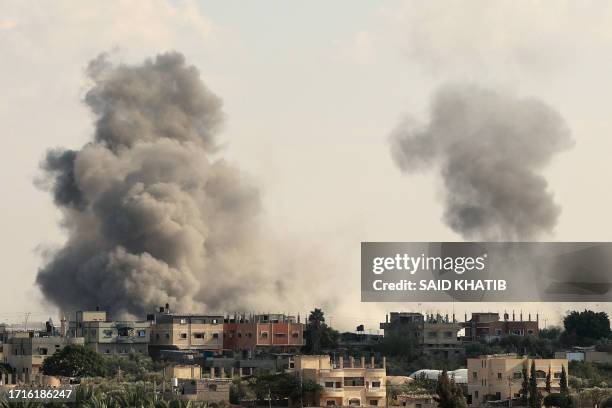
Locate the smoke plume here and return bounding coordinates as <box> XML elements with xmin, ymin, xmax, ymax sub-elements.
<box><xmin>37</xmin><ymin>52</ymin><xmax>275</xmax><ymax>317</ymax></box>
<box><xmin>390</xmin><ymin>84</ymin><xmax>573</xmax><ymax>240</ymax></box>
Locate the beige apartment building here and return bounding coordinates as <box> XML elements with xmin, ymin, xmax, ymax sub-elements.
<box><xmin>70</xmin><ymin>310</ymin><xmax>150</xmax><ymax>356</ymax></box>
<box><xmin>468</xmin><ymin>354</ymin><xmax>568</xmax><ymax>407</ymax></box>
<box><xmin>148</xmin><ymin>304</ymin><xmax>223</xmax><ymax>357</ymax></box>
<box><xmin>293</xmin><ymin>355</ymin><xmax>387</xmax><ymax>407</ymax></box>
<box><xmin>2</xmin><ymin>332</ymin><xmax>84</xmax><ymax>382</ymax></box>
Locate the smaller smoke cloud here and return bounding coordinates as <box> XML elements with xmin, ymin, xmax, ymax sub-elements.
<box><xmin>391</xmin><ymin>84</ymin><xmax>573</xmax><ymax>240</ymax></box>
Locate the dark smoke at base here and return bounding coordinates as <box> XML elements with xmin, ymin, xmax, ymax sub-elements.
<box><xmin>36</xmin><ymin>52</ymin><xmax>283</xmax><ymax>318</ymax></box>
<box><xmin>390</xmin><ymin>84</ymin><xmax>573</xmax><ymax>240</ymax></box>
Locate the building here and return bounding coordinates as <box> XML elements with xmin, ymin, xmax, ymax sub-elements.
<box><xmin>164</xmin><ymin>364</ymin><xmax>202</xmax><ymax>380</ymax></box>
<box><xmin>467</xmin><ymin>354</ymin><xmax>568</xmax><ymax>407</ymax></box>
<box><xmin>223</xmin><ymin>314</ymin><xmax>304</xmax><ymax>355</ymax></box>
<box><xmin>394</xmin><ymin>393</ymin><xmax>436</xmax><ymax>408</ymax></box>
<box><xmin>2</xmin><ymin>332</ymin><xmax>84</xmax><ymax>382</ymax></box>
<box><xmin>380</xmin><ymin>312</ymin><xmax>464</xmax><ymax>358</ymax></box>
<box><xmin>202</xmin><ymin>355</ymin><xmax>295</xmax><ymax>378</ymax></box>
<box><xmin>293</xmin><ymin>354</ymin><xmax>387</xmax><ymax>407</ymax></box>
<box><xmin>176</xmin><ymin>378</ymin><xmax>231</xmax><ymax>404</ymax></box>
<box><xmin>462</xmin><ymin>312</ymin><xmax>539</xmax><ymax>342</ymax></box>
<box><xmin>70</xmin><ymin>310</ymin><xmax>150</xmax><ymax>356</ymax></box>
<box><xmin>148</xmin><ymin>304</ymin><xmax>224</xmax><ymax>358</ymax></box>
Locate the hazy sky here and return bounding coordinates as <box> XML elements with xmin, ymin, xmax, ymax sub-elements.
<box><xmin>2</xmin><ymin>1</ymin><xmax>612</xmax><ymax>331</ymax></box>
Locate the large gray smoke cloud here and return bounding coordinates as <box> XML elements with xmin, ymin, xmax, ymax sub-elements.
<box><xmin>391</xmin><ymin>84</ymin><xmax>573</xmax><ymax>240</ymax></box>
<box><xmin>37</xmin><ymin>52</ymin><xmax>271</xmax><ymax>317</ymax></box>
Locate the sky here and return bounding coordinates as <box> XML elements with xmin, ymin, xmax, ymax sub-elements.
<box><xmin>2</xmin><ymin>0</ymin><xmax>612</xmax><ymax>331</ymax></box>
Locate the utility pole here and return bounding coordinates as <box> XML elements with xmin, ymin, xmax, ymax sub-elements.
<box><xmin>24</xmin><ymin>312</ymin><xmax>31</xmax><ymax>331</ymax></box>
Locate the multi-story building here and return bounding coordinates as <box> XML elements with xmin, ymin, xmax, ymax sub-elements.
<box><xmin>70</xmin><ymin>310</ymin><xmax>150</xmax><ymax>356</ymax></box>
<box><xmin>380</xmin><ymin>312</ymin><xmax>464</xmax><ymax>358</ymax></box>
<box><xmin>462</xmin><ymin>312</ymin><xmax>539</xmax><ymax>343</ymax></box>
<box><xmin>223</xmin><ymin>314</ymin><xmax>304</xmax><ymax>355</ymax></box>
<box><xmin>2</xmin><ymin>332</ymin><xmax>84</xmax><ymax>382</ymax></box>
<box><xmin>148</xmin><ymin>304</ymin><xmax>224</xmax><ymax>358</ymax></box>
<box><xmin>467</xmin><ymin>354</ymin><xmax>568</xmax><ymax>407</ymax></box>
<box><xmin>293</xmin><ymin>355</ymin><xmax>387</xmax><ymax>407</ymax></box>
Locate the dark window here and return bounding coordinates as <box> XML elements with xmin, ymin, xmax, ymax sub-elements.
<box><xmin>497</xmin><ymin>373</ymin><xmax>502</xmax><ymax>379</ymax></box>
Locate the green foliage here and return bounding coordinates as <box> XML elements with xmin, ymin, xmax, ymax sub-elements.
<box><xmin>546</xmin><ymin>367</ymin><xmax>552</xmax><ymax>393</ymax></box>
<box><xmin>563</xmin><ymin>310</ymin><xmax>611</xmax><ymax>346</ymax></box>
<box><xmin>543</xmin><ymin>392</ymin><xmax>572</xmax><ymax>408</ymax></box>
<box><xmin>247</xmin><ymin>372</ymin><xmax>302</xmax><ymax>403</ymax></box>
<box><xmin>465</xmin><ymin>335</ymin><xmax>557</xmax><ymax>359</ymax></box>
<box><xmin>529</xmin><ymin>360</ymin><xmax>544</xmax><ymax>408</ymax></box>
<box><xmin>520</xmin><ymin>366</ymin><xmax>530</xmax><ymax>404</ymax></box>
<box><xmin>41</xmin><ymin>345</ymin><xmax>108</xmax><ymax>378</ymax></box>
<box><xmin>540</xmin><ymin>327</ymin><xmax>563</xmax><ymax>341</ymax></box>
<box><xmin>105</xmin><ymin>352</ymin><xmax>157</xmax><ymax>381</ymax></box>
<box><xmin>434</xmin><ymin>369</ymin><xmax>468</xmax><ymax>408</ymax></box>
<box><xmin>560</xmin><ymin>365</ymin><xmax>569</xmax><ymax>395</ymax></box>
<box><xmin>304</xmin><ymin>308</ymin><xmax>339</xmax><ymax>353</ymax></box>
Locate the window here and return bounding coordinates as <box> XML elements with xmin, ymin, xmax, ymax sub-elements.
<box><xmin>292</xmin><ymin>332</ymin><xmax>299</xmax><ymax>338</ymax></box>
<box><xmin>344</xmin><ymin>377</ymin><xmax>365</xmax><ymax>387</ymax></box>
<box><xmin>180</xmin><ymin>318</ymin><xmax>187</xmax><ymax>324</ymax></box>
<box><xmin>497</xmin><ymin>373</ymin><xmax>502</xmax><ymax>379</ymax></box>
<box><xmin>536</xmin><ymin>370</ymin><xmax>547</xmax><ymax>379</ymax></box>
<box><xmin>238</xmin><ymin>333</ymin><xmax>242</xmax><ymax>338</ymax></box>
<box><xmin>349</xmin><ymin>398</ymin><xmax>360</xmax><ymax>406</ymax></box>
<box><xmin>495</xmin><ymin>392</ymin><xmax>502</xmax><ymax>400</ymax></box>
<box><xmin>371</xmin><ymin>381</ymin><xmax>381</xmax><ymax>388</ymax></box>
<box><xmin>475</xmin><ymin>391</ymin><xmax>479</xmax><ymax>399</ymax></box>
<box><xmin>261</xmin><ymin>332</ymin><xmax>268</xmax><ymax>339</ymax></box>
<box><xmin>554</xmin><ymin>372</ymin><xmax>561</xmax><ymax>379</ymax></box>
<box><xmin>212</xmin><ymin>333</ymin><xmax>219</xmax><ymax>339</ymax></box>
<box><xmin>194</xmin><ymin>333</ymin><xmax>204</xmax><ymax>339</ymax></box>
<box><xmin>326</xmin><ymin>401</ymin><xmax>336</xmax><ymax>406</ymax></box>
<box><xmin>495</xmin><ymin>329</ymin><xmax>502</xmax><ymax>336</ymax></box>
<box><xmin>180</xmin><ymin>333</ymin><xmax>187</xmax><ymax>339</ymax></box>
<box><xmin>473</xmin><ymin>372</ymin><xmax>477</xmax><ymax>379</ymax></box>
<box><xmin>103</xmin><ymin>330</ymin><xmax>113</xmax><ymax>338</ymax></box>
<box><xmin>416</xmin><ymin>404</ymin><xmax>422</xmax><ymax>408</ymax></box>
<box><xmin>444</xmin><ymin>331</ymin><xmax>453</xmax><ymax>338</ymax></box>
<box><xmin>527</xmin><ymin>330</ymin><xmax>534</xmax><ymax>335</ymax></box>
<box><xmin>513</xmin><ymin>372</ymin><xmax>522</xmax><ymax>379</ymax></box>
<box><xmin>212</xmin><ymin>319</ymin><xmax>218</xmax><ymax>324</ymax></box>
<box><xmin>427</xmin><ymin>331</ymin><xmax>438</xmax><ymax>338</ymax></box>
<box><xmin>370</xmin><ymin>400</ymin><xmax>379</xmax><ymax>406</ymax></box>
<box><xmin>40</xmin><ymin>348</ymin><xmax>48</xmax><ymax>355</ymax></box>
<box><xmin>92</xmin><ymin>329</ymin><xmax>96</xmax><ymax>335</ymax></box>
<box><xmin>156</xmin><ymin>334</ymin><xmax>160</xmax><ymax>340</ymax></box>
<box><xmin>208</xmin><ymin>384</ymin><xmax>217</xmax><ymax>391</ymax></box>
<box><xmin>105</xmin><ymin>349</ymin><xmax>110</xmax><ymax>354</ymax></box>
<box><xmin>138</xmin><ymin>330</ymin><xmax>146</xmax><ymax>337</ymax></box>
<box><xmin>325</xmin><ymin>382</ymin><xmax>334</xmax><ymax>388</ymax></box>
<box><xmin>275</xmin><ymin>333</ymin><xmax>286</xmax><ymax>337</ymax></box>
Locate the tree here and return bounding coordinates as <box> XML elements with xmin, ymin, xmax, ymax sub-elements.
<box><xmin>546</xmin><ymin>367</ymin><xmax>552</xmax><ymax>393</ymax></box>
<box><xmin>560</xmin><ymin>365</ymin><xmax>569</xmax><ymax>395</ymax></box>
<box><xmin>304</xmin><ymin>308</ymin><xmax>339</xmax><ymax>353</ymax></box>
<box><xmin>563</xmin><ymin>310</ymin><xmax>611</xmax><ymax>346</ymax></box>
<box><xmin>42</xmin><ymin>344</ymin><xmax>107</xmax><ymax>377</ymax></box>
<box><xmin>543</xmin><ymin>392</ymin><xmax>572</xmax><ymax>408</ymax></box>
<box><xmin>528</xmin><ymin>361</ymin><xmax>543</xmax><ymax>408</ymax></box>
<box><xmin>434</xmin><ymin>369</ymin><xmax>468</xmax><ymax>408</ymax></box>
<box><xmin>520</xmin><ymin>366</ymin><xmax>530</xmax><ymax>405</ymax></box>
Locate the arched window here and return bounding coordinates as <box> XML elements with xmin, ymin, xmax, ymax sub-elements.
<box><xmin>536</xmin><ymin>370</ymin><xmax>547</xmax><ymax>379</ymax></box>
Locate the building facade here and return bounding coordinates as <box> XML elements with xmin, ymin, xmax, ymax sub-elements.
<box><xmin>462</xmin><ymin>312</ymin><xmax>539</xmax><ymax>342</ymax></box>
<box><xmin>70</xmin><ymin>310</ymin><xmax>150</xmax><ymax>356</ymax></box>
<box><xmin>223</xmin><ymin>314</ymin><xmax>304</xmax><ymax>355</ymax></box>
<box><xmin>148</xmin><ymin>305</ymin><xmax>224</xmax><ymax>357</ymax></box>
<box><xmin>467</xmin><ymin>354</ymin><xmax>568</xmax><ymax>407</ymax></box>
<box><xmin>2</xmin><ymin>332</ymin><xmax>84</xmax><ymax>381</ymax></box>
<box><xmin>293</xmin><ymin>355</ymin><xmax>387</xmax><ymax>407</ymax></box>
<box><xmin>381</xmin><ymin>312</ymin><xmax>463</xmax><ymax>358</ymax></box>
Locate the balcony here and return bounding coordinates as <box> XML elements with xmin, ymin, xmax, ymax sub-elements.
<box><xmin>366</xmin><ymin>388</ymin><xmax>386</xmax><ymax>397</ymax></box>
